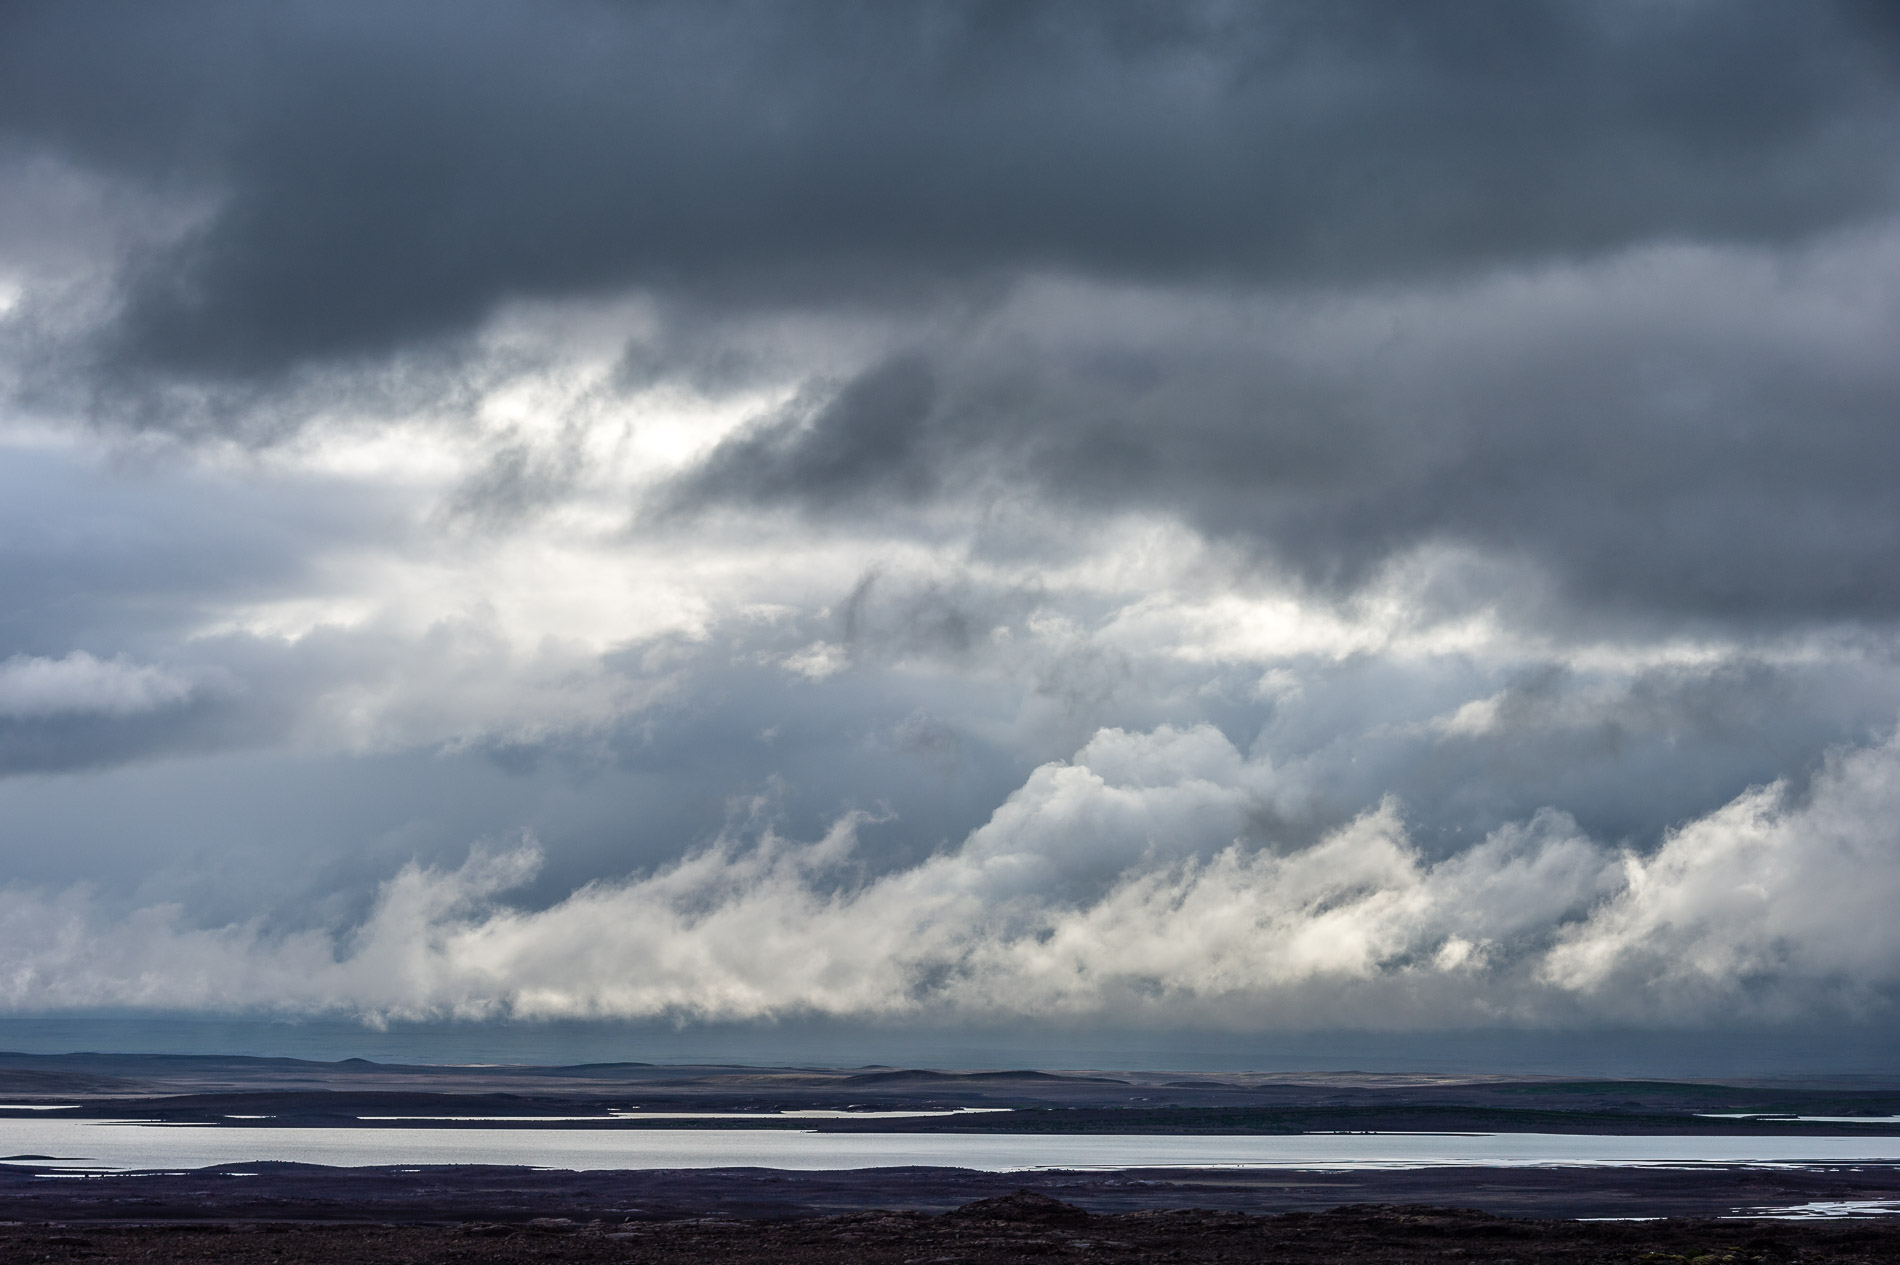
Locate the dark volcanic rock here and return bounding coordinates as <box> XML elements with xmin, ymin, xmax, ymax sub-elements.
<box><xmin>1</xmin><ymin>1202</ymin><xmax>1898</xmax><ymax>1264</ymax></box>
<box><xmin>941</xmin><ymin>1190</ymin><xmax>1092</xmax><ymax>1224</ymax></box>
<box><xmin>5</xmin><ymin>1161</ymin><xmax>1900</xmax><ymax>1223</ymax></box>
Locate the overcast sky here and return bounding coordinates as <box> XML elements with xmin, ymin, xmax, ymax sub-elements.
<box><xmin>2</xmin><ymin>0</ymin><xmax>1900</xmax><ymax>1056</ymax></box>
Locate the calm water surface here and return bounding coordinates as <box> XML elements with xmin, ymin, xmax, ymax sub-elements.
<box><xmin>4</xmin><ymin>1119</ymin><xmax>1900</xmax><ymax>1173</ymax></box>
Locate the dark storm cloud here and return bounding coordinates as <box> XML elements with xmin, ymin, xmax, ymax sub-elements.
<box><xmin>678</xmin><ymin>238</ymin><xmax>1900</xmax><ymax>624</ymax></box>
<box><xmin>8</xmin><ymin>0</ymin><xmax>1898</xmax><ymax>623</ymax></box>
<box><xmin>680</xmin><ymin>357</ymin><xmax>943</xmax><ymax>510</ymax></box>
<box><xmin>1018</xmin><ymin>291</ymin><xmax>1900</xmax><ymax>622</ymax></box>
<box><xmin>1</xmin><ymin>0</ymin><xmax>1895</xmax><ymax>380</ymax></box>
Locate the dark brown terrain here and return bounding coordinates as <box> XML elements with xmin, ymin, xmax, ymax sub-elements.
<box><xmin>4</xmin><ymin>1194</ymin><xmax>1900</xmax><ymax>1264</ymax></box>
<box><xmin>4</xmin><ymin>1160</ymin><xmax>1900</xmax><ymax>1222</ymax></box>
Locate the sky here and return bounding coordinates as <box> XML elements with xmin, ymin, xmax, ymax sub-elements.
<box><xmin>2</xmin><ymin>0</ymin><xmax>1900</xmax><ymax>1065</ymax></box>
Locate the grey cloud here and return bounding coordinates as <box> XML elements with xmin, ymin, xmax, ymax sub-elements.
<box><xmin>0</xmin><ymin>652</ymin><xmax>191</xmax><ymax>719</ymax></box>
<box><xmin>0</xmin><ymin>652</ymin><xmax>254</xmax><ymax>774</ymax></box>
<box><xmin>1239</xmin><ymin>650</ymin><xmax>1900</xmax><ymax>851</ymax></box>
<box><xmin>0</xmin><ymin>693</ymin><xmax>256</xmax><ymax>777</ymax></box>
<box><xmin>1</xmin><ymin>470</ymin><xmax>1894</xmax><ymax>1026</ymax></box>
<box><xmin>11</xmin><ymin>0</ymin><xmax>1898</xmax><ymax>630</ymax></box>
<box><xmin>9</xmin><ymin>722</ymin><xmax>1900</xmax><ymax>1026</ymax></box>
<box><xmin>670</xmin><ymin>225</ymin><xmax>1900</xmax><ymax>625</ymax></box>
<box><xmin>0</xmin><ymin>441</ymin><xmax>403</xmax><ymax>654</ymax></box>
<box><xmin>444</xmin><ymin>437</ymin><xmax>584</xmax><ymax>530</ymax></box>
<box><xmin>8</xmin><ymin>1</ymin><xmax>1900</xmax><ymax>1047</ymax></box>
<box><xmin>0</xmin><ymin>0</ymin><xmax>1895</xmax><ymax>384</ymax></box>
<box><xmin>0</xmin><ymin>405</ymin><xmax>1886</xmax><ymax>914</ymax></box>
<box><xmin>681</xmin><ymin>358</ymin><xmax>942</xmax><ymax>510</ymax></box>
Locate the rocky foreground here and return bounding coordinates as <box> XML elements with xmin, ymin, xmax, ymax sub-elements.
<box><xmin>5</xmin><ymin>1194</ymin><xmax>1900</xmax><ymax>1265</ymax></box>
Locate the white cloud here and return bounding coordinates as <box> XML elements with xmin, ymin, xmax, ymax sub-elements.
<box><xmin>1544</xmin><ymin>733</ymin><xmax>1900</xmax><ymax>1014</ymax></box>
<box><xmin>1434</xmin><ymin>693</ymin><xmax>1502</xmax><ymax>737</ymax></box>
<box><xmin>779</xmin><ymin>641</ymin><xmax>849</xmax><ymax>680</ymax></box>
<box><xmin>5</xmin><ymin>724</ymin><xmax>1899</xmax><ymax>1028</ymax></box>
<box><xmin>0</xmin><ymin>653</ymin><xmax>194</xmax><ymax>719</ymax></box>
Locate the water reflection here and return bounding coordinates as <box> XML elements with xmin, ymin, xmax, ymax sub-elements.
<box><xmin>6</xmin><ymin>1119</ymin><xmax>1900</xmax><ymax>1174</ymax></box>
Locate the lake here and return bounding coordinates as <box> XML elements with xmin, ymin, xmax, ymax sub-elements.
<box><xmin>6</xmin><ymin>1119</ymin><xmax>1900</xmax><ymax>1173</ymax></box>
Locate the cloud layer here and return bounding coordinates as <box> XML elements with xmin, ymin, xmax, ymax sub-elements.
<box><xmin>5</xmin><ymin>722</ymin><xmax>1899</xmax><ymax>1029</ymax></box>
<box><xmin>0</xmin><ymin>2</ymin><xmax>1898</xmax><ymax>1045</ymax></box>
<box><xmin>7</xmin><ymin>1</ymin><xmax>1895</xmax><ymax>376</ymax></box>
